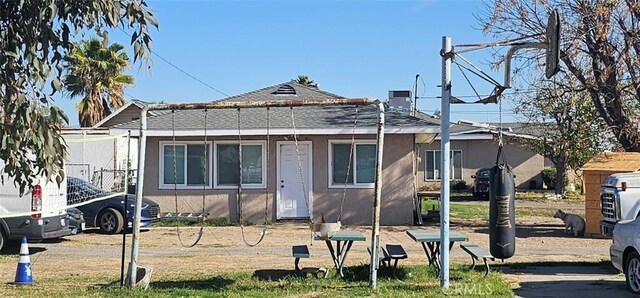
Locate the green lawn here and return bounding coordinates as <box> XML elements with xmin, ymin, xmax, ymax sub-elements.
<box><xmin>155</xmin><ymin>217</ymin><xmax>232</xmax><ymax>227</ymax></box>
<box><xmin>4</xmin><ymin>265</ymin><xmax>511</xmax><ymax>297</ymax></box>
<box><xmin>422</xmin><ymin>199</ymin><xmax>556</xmax><ymax>221</ymax></box>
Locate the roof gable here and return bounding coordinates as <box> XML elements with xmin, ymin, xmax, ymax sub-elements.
<box><xmin>93</xmin><ymin>100</ymin><xmax>163</xmax><ymax>128</ymax></box>
<box><xmin>219</xmin><ymin>81</ymin><xmax>345</xmax><ymax>102</ymax></box>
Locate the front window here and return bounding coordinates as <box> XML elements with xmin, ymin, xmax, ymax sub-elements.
<box><xmin>215</xmin><ymin>141</ymin><xmax>266</xmax><ymax>188</ymax></box>
<box><xmin>329</xmin><ymin>140</ymin><xmax>376</xmax><ymax>188</ymax></box>
<box><xmin>425</xmin><ymin>150</ymin><xmax>462</xmax><ymax>180</ymax></box>
<box><xmin>161</xmin><ymin>142</ymin><xmax>211</xmax><ymax>188</ymax></box>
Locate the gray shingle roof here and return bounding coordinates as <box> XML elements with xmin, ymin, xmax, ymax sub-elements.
<box><xmin>219</xmin><ymin>80</ymin><xmax>346</xmax><ymax>102</ymax></box>
<box><xmin>113</xmin><ymin>81</ymin><xmax>439</xmax><ymax>132</ymax></box>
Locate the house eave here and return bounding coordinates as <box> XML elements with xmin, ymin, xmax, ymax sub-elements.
<box><xmin>111</xmin><ymin>126</ymin><xmax>439</xmax><ymax>137</ymax></box>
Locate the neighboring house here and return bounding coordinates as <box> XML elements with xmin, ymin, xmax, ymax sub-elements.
<box><xmin>62</xmin><ymin>100</ymin><xmax>152</xmax><ymax>190</ymax></box>
<box><xmin>111</xmin><ymin>81</ymin><xmax>440</xmax><ymax>225</ymax></box>
<box><xmin>414</xmin><ymin>114</ymin><xmax>552</xmax><ymax>191</ymax></box>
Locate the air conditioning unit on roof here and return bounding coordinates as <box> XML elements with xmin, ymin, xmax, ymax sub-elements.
<box><xmin>388</xmin><ymin>90</ymin><xmax>412</xmax><ymax>114</ymax></box>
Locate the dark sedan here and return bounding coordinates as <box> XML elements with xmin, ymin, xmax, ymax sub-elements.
<box><xmin>67</xmin><ymin>177</ymin><xmax>161</xmax><ymax>234</ymax></box>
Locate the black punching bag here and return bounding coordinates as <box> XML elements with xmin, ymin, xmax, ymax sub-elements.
<box><xmin>489</xmin><ymin>146</ymin><xmax>516</xmax><ymax>259</ymax></box>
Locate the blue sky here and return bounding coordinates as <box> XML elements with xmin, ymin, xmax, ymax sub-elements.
<box><xmin>59</xmin><ymin>0</ymin><xmax>530</xmax><ymax>127</ymax></box>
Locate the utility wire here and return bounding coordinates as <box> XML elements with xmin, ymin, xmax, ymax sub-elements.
<box><xmin>118</xmin><ymin>28</ymin><xmax>229</xmax><ymax>98</ymax></box>
<box><xmin>151</xmin><ymin>52</ymin><xmax>229</xmax><ymax>97</ymax></box>
<box><xmin>420</xmin><ymin>109</ymin><xmax>517</xmax><ymax>115</ymax></box>
<box><xmin>417</xmin><ymin>88</ymin><xmax>537</xmax><ymax>99</ymax></box>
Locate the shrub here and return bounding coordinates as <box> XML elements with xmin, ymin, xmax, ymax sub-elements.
<box><xmin>450</xmin><ymin>179</ymin><xmax>468</xmax><ymax>191</ymax></box>
<box><xmin>541</xmin><ymin>167</ymin><xmax>569</xmax><ymax>189</ymax></box>
<box><xmin>419</xmin><ymin>180</ymin><xmax>468</xmax><ymax>192</ymax></box>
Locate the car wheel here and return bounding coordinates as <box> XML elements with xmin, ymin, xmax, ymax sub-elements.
<box><xmin>98</xmin><ymin>208</ymin><xmax>124</xmax><ymax>234</ymax></box>
<box><xmin>626</xmin><ymin>251</ymin><xmax>640</xmax><ymax>294</ymax></box>
<box><xmin>0</xmin><ymin>229</ymin><xmax>4</xmax><ymax>252</ymax></box>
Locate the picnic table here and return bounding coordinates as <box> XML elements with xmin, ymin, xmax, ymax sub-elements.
<box><xmin>406</xmin><ymin>229</ymin><xmax>468</xmax><ymax>273</ymax></box>
<box><xmin>314</xmin><ymin>230</ymin><xmax>366</xmax><ymax>277</ymax></box>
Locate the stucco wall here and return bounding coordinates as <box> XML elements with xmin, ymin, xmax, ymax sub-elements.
<box><xmin>141</xmin><ymin>134</ymin><xmax>414</xmax><ymax>226</ymax></box>
<box><xmin>416</xmin><ymin>138</ymin><xmax>546</xmax><ymax>191</ymax></box>
<box><xmin>100</xmin><ymin>105</ymin><xmax>142</xmax><ymax>128</ymax></box>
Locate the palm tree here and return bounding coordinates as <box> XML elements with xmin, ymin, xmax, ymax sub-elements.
<box><xmin>294</xmin><ymin>75</ymin><xmax>319</xmax><ymax>89</ymax></box>
<box><xmin>63</xmin><ymin>37</ymin><xmax>134</xmax><ymax>127</ymax></box>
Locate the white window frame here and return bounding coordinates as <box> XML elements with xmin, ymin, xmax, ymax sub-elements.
<box><xmin>159</xmin><ymin>141</ymin><xmax>213</xmax><ymax>189</ymax></box>
<box><xmin>213</xmin><ymin>140</ymin><xmax>267</xmax><ymax>189</ymax></box>
<box><xmin>424</xmin><ymin>149</ymin><xmax>463</xmax><ymax>181</ymax></box>
<box><xmin>328</xmin><ymin>140</ymin><xmax>377</xmax><ymax>189</ymax></box>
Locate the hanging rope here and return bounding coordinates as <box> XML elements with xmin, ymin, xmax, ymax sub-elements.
<box><xmin>172</xmin><ymin>110</ymin><xmax>204</xmax><ymax>248</ymax></box>
<box><xmin>237</xmin><ymin>108</ymin><xmax>267</xmax><ymax>247</ymax></box>
<box><xmin>337</xmin><ymin>106</ymin><xmax>358</xmax><ymax>223</ymax></box>
<box><xmin>263</xmin><ymin>108</ymin><xmax>270</xmax><ymax>226</ymax></box>
<box><xmin>291</xmin><ymin>107</ymin><xmax>314</xmax><ymax>244</ymax></box>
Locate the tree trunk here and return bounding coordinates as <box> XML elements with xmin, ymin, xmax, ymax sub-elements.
<box><xmin>555</xmin><ymin>160</ymin><xmax>566</xmax><ymax>196</ymax></box>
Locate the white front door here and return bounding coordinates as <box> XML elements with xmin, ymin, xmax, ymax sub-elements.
<box><xmin>277</xmin><ymin>142</ymin><xmax>312</xmax><ymax>219</ymax></box>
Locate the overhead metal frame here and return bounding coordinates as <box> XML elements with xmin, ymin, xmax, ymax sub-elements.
<box><xmin>128</xmin><ymin>98</ymin><xmax>387</xmax><ymax>289</ymax></box>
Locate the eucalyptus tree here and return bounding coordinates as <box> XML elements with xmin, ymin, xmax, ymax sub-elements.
<box><xmin>0</xmin><ymin>0</ymin><xmax>156</xmax><ymax>192</ymax></box>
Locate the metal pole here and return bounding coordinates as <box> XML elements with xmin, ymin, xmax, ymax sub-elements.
<box><xmin>369</xmin><ymin>102</ymin><xmax>385</xmax><ymax>289</ymax></box>
<box><xmin>440</xmin><ymin>36</ymin><xmax>452</xmax><ymax>289</ymax></box>
<box><xmin>413</xmin><ymin>74</ymin><xmax>419</xmax><ymax>117</ymax></box>
<box><xmin>128</xmin><ymin>106</ymin><xmax>150</xmax><ymax>287</ymax></box>
<box><xmin>120</xmin><ymin>131</ymin><xmax>131</xmax><ymax>287</ymax></box>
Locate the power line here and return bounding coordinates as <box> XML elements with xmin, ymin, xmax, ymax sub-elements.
<box><xmin>418</xmin><ymin>108</ymin><xmax>518</xmax><ymax>115</ymax></box>
<box><xmin>118</xmin><ymin>28</ymin><xmax>229</xmax><ymax>98</ymax></box>
<box><xmin>417</xmin><ymin>88</ymin><xmax>537</xmax><ymax>100</ymax></box>
<box><xmin>151</xmin><ymin>52</ymin><xmax>229</xmax><ymax>97</ymax></box>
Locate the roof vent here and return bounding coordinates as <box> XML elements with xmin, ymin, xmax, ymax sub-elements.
<box><xmin>272</xmin><ymin>84</ymin><xmax>297</xmax><ymax>95</ymax></box>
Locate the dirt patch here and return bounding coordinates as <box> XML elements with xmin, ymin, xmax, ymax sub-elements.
<box><xmin>0</xmin><ymin>215</ymin><xmax>612</xmax><ymax>285</ymax></box>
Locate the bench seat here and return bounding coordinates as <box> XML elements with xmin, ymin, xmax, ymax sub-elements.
<box><xmin>292</xmin><ymin>245</ymin><xmax>327</xmax><ymax>278</ymax></box>
<box><xmin>460</xmin><ymin>243</ymin><xmax>494</xmax><ymax>277</ymax></box>
<box><xmin>368</xmin><ymin>244</ymin><xmax>407</xmax><ymax>276</ymax></box>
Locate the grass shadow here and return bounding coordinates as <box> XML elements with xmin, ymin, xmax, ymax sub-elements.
<box><xmin>252</xmin><ymin>269</ymin><xmax>297</xmax><ymax>281</ymax></box>
<box><xmin>340</xmin><ymin>264</ymin><xmax>415</xmax><ymax>282</ymax></box>
<box><xmin>148</xmin><ymin>276</ymin><xmax>235</xmax><ymax>291</ymax></box>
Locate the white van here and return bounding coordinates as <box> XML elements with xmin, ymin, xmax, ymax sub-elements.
<box><xmin>0</xmin><ymin>168</ymin><xmax>71</xmax><ymax>251</ymax></box>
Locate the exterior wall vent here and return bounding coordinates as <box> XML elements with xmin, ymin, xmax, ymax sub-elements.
<box><xmin>272</xmin><ymin>84</ymin><xmax>297</xmax><ymax>95</ymax></box>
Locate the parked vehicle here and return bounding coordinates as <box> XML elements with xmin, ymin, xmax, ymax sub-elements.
<box><xmin>67</xmin><ymin>177</ymin><xmax>160</xmax><ymax>234</ymax></box>
<box><xmin>471</xmin><ymin>168</ymin><xmax>491</xmax><ymax>200</ymax></box>
<box><xmin>0</xmin><ymin>165</ymin><xmax>72</xmax><ymax>251</ymax></box>
<box><xmin>599</xmin><ymin>173</ymin><xmax>640</xmax><ymax>237</ymax></box>
<box><xmin>66</xmin><ymin>207</ymin><xmax>85</xmax><ymax>234</ymax></box>
<box><xmin>610</xmin><ymin>217</ymin><xmax>640</xmax><ymax>294</ymax></box>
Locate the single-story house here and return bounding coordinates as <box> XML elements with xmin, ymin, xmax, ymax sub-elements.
<box><xmin>111</xmin><ymin>81</ymin><xmax>440</xmax><ymax>225</ymax></box>
<box><xmin>414</xmin><ymin>114</ymin><xmax>552</xmax><ymax>191</ymax></box>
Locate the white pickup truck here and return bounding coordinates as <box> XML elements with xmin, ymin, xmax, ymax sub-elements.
<box><xmin>600</xmin><ymin>173</ymin><xmax>640</xmax><ymax>237</ymax></box>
